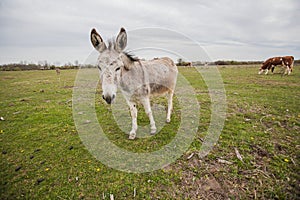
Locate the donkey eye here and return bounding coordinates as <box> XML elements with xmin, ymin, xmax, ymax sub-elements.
<box><xmin>115</xmin><ymin>67</ymin><xmax>120</xmax><ymax>71</ymax></box>
<box><xmin>98</xmin><ymin>66</ymin><xmax>102</xmax><ymax>71</ymax></box>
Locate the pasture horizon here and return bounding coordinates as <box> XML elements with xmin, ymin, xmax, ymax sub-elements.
<box><xmin>2</xmin><ymin>58</ymin><xmax>300</xmax><ymax>66</ymax></box>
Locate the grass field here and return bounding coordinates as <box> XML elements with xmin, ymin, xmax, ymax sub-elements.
<box><xmin>0</xmin><ymin>65</ymin><xmax>299</xmax><ymax>199</ymax></box>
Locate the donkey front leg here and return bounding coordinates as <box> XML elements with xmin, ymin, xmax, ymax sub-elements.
<box><xmin>141</xmin><ymin>98</ymin><xmax>157</xmax><ymax>135</ymax></box>
<box><xmin>128</xmin><ymin>102</ymin><xmax>138</xmax><ymax>139</ymax></box>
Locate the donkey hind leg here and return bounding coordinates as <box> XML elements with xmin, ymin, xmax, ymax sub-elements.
<box><xmin>128</xmin><ymin>102</ymin><xmax>138</xmax><ymax>139</ymax></box>
<box><xmin>141</xmin><ymin>98</ymin><xmax>157</xmax><ymax>135</ymax></box>
<box><xmin>166</xmin><ymin>91</ymin><xmax>174</xmax><ymax>123</ymax></box>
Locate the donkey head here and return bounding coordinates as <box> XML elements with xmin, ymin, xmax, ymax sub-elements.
<box><xmin>90</xmin><ymin>28</ymin><xmax>133</xmax><ymax>104</ymax></box>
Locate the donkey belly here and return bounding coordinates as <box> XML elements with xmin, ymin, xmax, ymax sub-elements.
<box><xmin>147</xmin><ymin>64</ymin><xmax>177</xmax><ymax>95</ymax></box>
<box><xmin>149</xmin><ymin>83</ymin><xmax>170</xmax><ymax>95</ymax></box>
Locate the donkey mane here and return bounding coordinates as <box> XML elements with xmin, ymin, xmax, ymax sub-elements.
<box><xmin>107</xmin><ymin>39</ymin><xmax>139</xmax><ymax>62</ymax></box>
<box><xmin>124</xmin><ymin>52</ymin><xmax>139</xmax><ymax>62</ymax></box>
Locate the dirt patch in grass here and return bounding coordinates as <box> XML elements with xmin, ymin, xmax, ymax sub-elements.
<box><xmin>154</xmin><ymin>156</ymin><xmax>246</xmax><ymax>199</ymax></box>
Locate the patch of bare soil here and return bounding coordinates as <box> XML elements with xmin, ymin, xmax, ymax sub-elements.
<box><xmin>152</xmin><ymin>145</ymin><xmax>298</xmax><ymax>199</ymax></box>
<box><xmin>154</xmin><ymin>157</ymin><xmax>245</xmax><ymax>199</ymax></box>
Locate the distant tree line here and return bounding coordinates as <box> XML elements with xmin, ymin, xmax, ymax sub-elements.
<box><xmin>214</xmin><ymin>59</ymin><xmax>300</xmax><ymax>65</ymax></box>
<box><xmin>213</xmin><ymin>60</ymin><xmax>262</xmax><ymax>65</ymax></box>
<box><xmin>176</xmin><ymin>58</ymin><xmax>192</xmax><ymax>66</ymax></box>
<box><xmin>294</xmin><ymin>59</ymin><xmax>300</xmax><ymax>65</ymax></box>
<box><xmin>0</xmin><ymin>63</ymin><xmax>81</xmax><ymax>71</ymax></box>
<box><xmin>176</xmin><ymin>58</ymin><xmax>300</xmax><ymax>66</ymax></box>
<box><xmin>2</xmin><ymin>59</ymin><xmax>299</xmax><ymax>71</ymax></box>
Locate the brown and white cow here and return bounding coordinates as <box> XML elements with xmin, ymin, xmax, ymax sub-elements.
<box><xmin>259</xmin><ymin>56</ymin><xmax>294</xmax><ymax>75</ymax></box>
<box><xmin>259</xmin><ymin>57</ymin><xmax>280</xmax><ymax>75</ymax></box>
<box><xmin>259</xmin><ymin>56</ymin><xmax>283</xmax><ymax>75</ymax></box>
<box><xmin>282</xmin><ymin>56</ymin><xmax>294</xmax><ymax>75</ymax></box>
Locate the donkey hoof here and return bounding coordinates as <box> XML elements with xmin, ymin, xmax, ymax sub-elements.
<box><xmin>129</xmin><ymin>132</ymin><xmax>136</xmax><ymax>140</ymax></box>
<box><xmin>166</xmin><ymin>118</ymin><xmax>171</xmax><ymax>123</ymax></box>
<box><xmin>150</xmin><ymin>129</ymin><xmax>157</xmax><ymax>135</ymax></box>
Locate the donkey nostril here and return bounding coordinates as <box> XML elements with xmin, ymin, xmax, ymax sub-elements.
<box><xmin>105</xmin><ymin>96</ymin><xmax>112</xmax><ymax>104</ymax></box>
<box><xmin>112</xmin><ymin>94</ymin><xmax>115</xmax><ymax>99</ymax></box>
<box><xmin>102</xmin><ymin>95</ymin><xmax>105</xmax><ymax>100</ymax></box>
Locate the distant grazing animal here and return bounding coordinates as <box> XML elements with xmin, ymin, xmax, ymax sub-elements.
<box><xmin>186</xmin><ymin>62</ymin><xmax>192</xmax><ymax>67</ymax></box>
<box><xmin>259</xmin><ymin>56</ymin><xmax>294</xmax><ymax>75</ymax></box>
<box><xmin>180</xmin><ymin>62</ymin><xmax>192</xmax><ymax>67</ymax></box>
<box><xmin>90</xmin><ymin>28</ymin><xmax>178</xmax><ymax>139</ymax></box>
<box><xmin>55</xmin><ymin>68</ymin><xmax>60</xmax><ymax>75</ymax></box>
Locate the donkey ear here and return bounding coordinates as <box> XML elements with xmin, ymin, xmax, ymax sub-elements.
<box><xmin>90</xmin><ymin>28</ymin><xmax>107</xmax><ymax>52</ymax></box>
<box><xmin>115</xmin><ymin>27</ymin><xmax>127</xmax><ymax>52</ymax></box>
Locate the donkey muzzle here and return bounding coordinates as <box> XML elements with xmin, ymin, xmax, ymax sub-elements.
<box><xmin>102</xmin><ymin>94</ymin><xmax>115</xmax><ymax>104</ymax></box>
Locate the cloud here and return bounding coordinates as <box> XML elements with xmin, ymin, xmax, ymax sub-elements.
<box><xmin>0</xmin><ymin>0</ymin><xmax>299</xmax><ymax>64</ymax></box>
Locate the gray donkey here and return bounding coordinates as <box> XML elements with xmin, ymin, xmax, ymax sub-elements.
<box><xmin>90</xmin><ymin>28</ymin><xmax>178</xmax><ymax>139</ymax></box>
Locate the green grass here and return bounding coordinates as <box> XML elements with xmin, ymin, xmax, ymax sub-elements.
<box><xmin>0</xmin><ymin>66</ymin><xmax>299</xmax><ymax>199</ymax></box>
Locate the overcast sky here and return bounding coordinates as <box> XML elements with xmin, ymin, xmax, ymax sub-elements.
<box><xmin>0</xmin><ymin>0</ymin><xmax>299</xmax><ymax>64</ymax></box>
